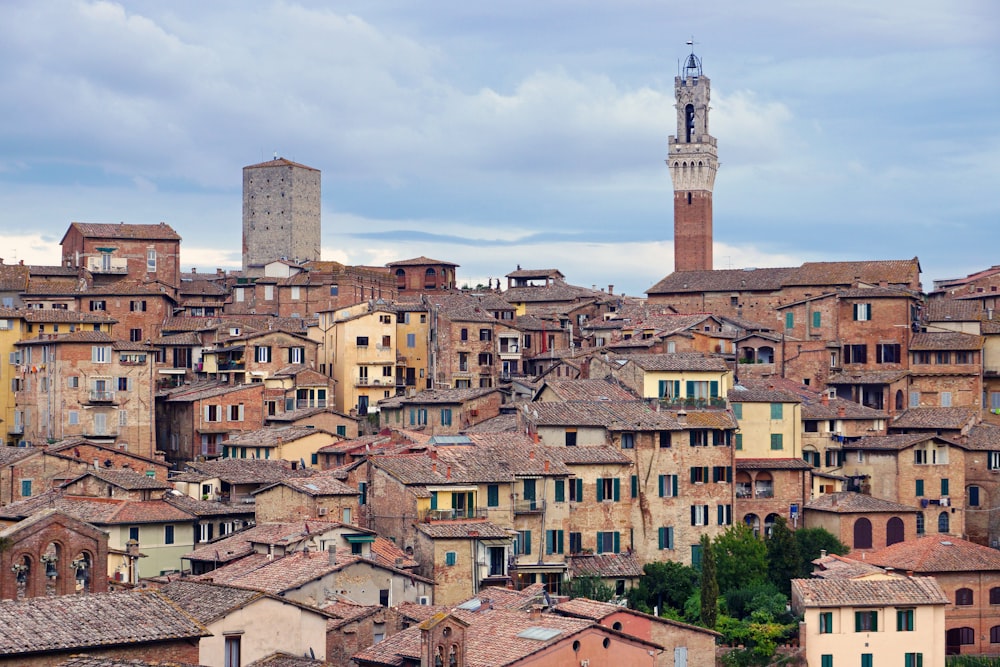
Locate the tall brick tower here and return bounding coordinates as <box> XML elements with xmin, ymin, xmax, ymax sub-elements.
<box><xmin>668</xmin><ymin>47</ymin><xmax>718</xmax><ymax>272</ymax></box>
<box><xmin>242</xmin><ymin>157</ymin><xmax>321</xmax><ymax>275</ymax></box>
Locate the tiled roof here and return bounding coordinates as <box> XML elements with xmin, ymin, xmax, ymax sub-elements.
<box><xmin>924</xmin><ymin>300</ymin><xmax>985</xmax><ymax>322</ymax></box>
<box><xmin>64</xmin><ymin>221</ymin><xmax>181</xmax><ymax>241</ymax></box>
<box><xmin>160</xmin><ymin>579</ymin><xmax>263</xmax><ymax>623</ymax></box>
<box><xmin>736</xmin><ymin>458</ymin><xmax>813</xmax><ymax>470</ymax></box>
<box><xmin>675</xmin><ymin>409</ymin><xmax>739</xmax><ymax>430</ymax></box>
<box><xmin>256</xmin><ymin>474</ymin><xmax>358</xmax><ymax>497</ymax></box>
<box><xmin>961</xmin><ymin>423</ymin><xmax>1000</xmax><ymax>451</ymax></box>
<box><xmin>179</xmin><ymin>458</ymin><xmax>314</xmax><ymax>485</ymax></box>
<box><xmin>804</xmin><ymin>492</ymin><xmax>917</xmax><ymax>514</ymax></box>
<box><xmin>554</xmin><ymin>598</ymin><xmax>720</xmax><ymax>637</ymax></box>
<box><xmin>859</xmin><ymin>535</ymin><xmax>1000</xmax><ymax>572</ymax></box>
<box><xmin>617</xmin><ymin>352</ymin><xmax>729</xmax><ymax>372</ymax></box>
<box><xmin>461</xmin><ymin>413</ymin><xmax>519</xmax><ymax>434</ymax></box>
<box><xmin>909</xmin><ymin>332</ymin><xmax>984</xmax><ymax>350</ymax></box>
<box><xmin>0</xmin><ymin>590</ymin><xmax>207</xmax><ymax>655</ymax></box>
<box><xmin>379</xmin><ymin>386</ymin><xmax>499</xmax><ymax>408</ymax></box>
<box><xmin>0</xmin><ymin>444</ymin><xmax>39</xmax><ymax>466</ymax></box>
<box><xmin>0</xmin><ymin>262</ymin><xmax>30</xmax><ymax>291</ymax></box>
<box><xmin>161</xmin><ymin>380</ymin><xmax>263</xmax><ymax>402</ymax></box>
<box><xmin>555</xmin><ymin>446</ymin><xmax>633</xmax><ymax>466</ymax></box>
<box><xmin>353</xmin><ymin>608</ymin><xmax>602</xmax><ymax>666</ymax></box>
<box><xmin>244</xmin><ymin>157</ymin><xmax>318</xmax><ymax>171</ymax></box>
<box><xmin>841</xmin><ymin>434</ymin><xmax>932</xmax><ymax>451</ymax></box>
<box><xmin>0</xmin><ymin>492</ymin><xmax>194</xmax><ymax>524</ymax></box>
<box><xmin>567</xmin><ymin>552</ymin><xmax>642</xmax><ymax>578</ymax></box>
<box><xmin>163</xmin><ymin>494</ymin><xmax>256</xmax><ymax>518</ymax></box>
<box><xmin>18</xmin><ymin>330</ymin><xmax>115</xmax><ymax>346</ymax></box>
<box><xmin>827</xmin><ymin>370</ymin><xmax>909</xmax><ymax>385</ymax></box>
<box><xmin>223</xmin><ymin>425</ymin><xmax>333</xmax><ymax>448</ymax></box>
<box><xmin>73</xmin><ymin>469</ymin><xmax>172</xmax><ymax>490</ymax></box>
<box><xmin>183</xmin><ymin>520</ymin><xmax>344</xmax><ymax>563</ymax></box>
<box><xmin>537</xmin><ymin>378</ymin><xmax>638</xmax><ymax>402</ymax></box>
<box><xmin>245</xmin><ymin>653</ymin><xmax>326</xmax><ymax>667</ymax></box>
<box><xmin>786</xmin><ymin>259</ymin><xmax>920</xmax><ymax>288</ymax></box>
<box><xmin>890</xmin><ymin>407</ymin><xmax>979</xmax><ymax>431</ymax></box>
<box><xmin>54</xmin><ymin>657</ymin><xmax>205</xmax><ymax>667</ymax></box>
<box><xmin>504</xmin><ymin>283</ymin><xmax>603</xmax><ymax>304</ymax></box>
<box><xmin>811</xmin><ymin>554</ymin><xmax>887</xmax><ymax>579</ymax></box>
<box><xmin>791</xmin><ymin>575</ymin><xmax>948</xmax><ymax>607</ymax></box>
<box><xmin>505</xmin><ymin>268</ymin><xmax>565</xmax><ymax>279</ymax></box>
<box><xmin>801</xmin><ymin>398</ymin><xmax>887</xmax><ymax>420</ymax></box>
<box><xmin>386</xmin><ymin>256</ymin><xmax>459</xmax><ymax>267</ymax></box>
<box><xmin>416</xmin><ymin>521</ymin><xmax>512</xmax><ymax>540</ymax></box>
<box><xmin>728</xmin><ymin>385</ymin><xmax>802</xmax><ymax>403</ymax></box>
<box><xmin>647</xmin><ymin>267</ymin><xmax>796</xmax><ymax>295</ymax></box>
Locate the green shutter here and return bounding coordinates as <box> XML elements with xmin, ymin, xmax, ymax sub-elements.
<box><xmin>673</xmin><ymin>381</ymin><xmax>680</xmax><ymax>398</ymax></box>
<box><xmin>813</xmin><ymin>311</ymin><xmax>821</xmax><ymax>328</ymax></box>
<box><xmin>785</xmin><ymin>312</ymin><xmax>793</xmax><ymax>329</ymax></box>
<box><xmin>658</xmin><ymin>474</ymin><xmax>665</xmax><ymax>497</ymax></box>
<box><xmin>597</xmin><ymin>478</ymin><xmax>604</xmax><ymax>501</ymax></box>
<box><xmin>735</xmin><ymin>433</ymin><xmax>743</xmax><ymax>450</ymax></box>
<box><xmin>771</xmin><ymin>403</ymin><xmax>783</xmax><ymax>419</ymax></box>
<box><xmin>446</xmin><ymin>551</ymin><xmax>457</xmax><ymax>566</ymax></box>
<box><xmin>613</xmin><ymin>478</ymin><xmax>621</xmax><ymax>501</ymax></box>
<box><xmin>488</xmin><ymin>484</ymin><xmax>499</xmax><ymax>507</ymax></box>
<box><xmin>613</xmin><ymin>531</ymin><xmax>620</xmax><ymax>553</ymax></box>
<box><xmin>686</xmin><ymin>381</ymin><xmax>695</xmax><ymax>398</ymax></box>
<box><xmin>710</xmin><ymin>381</ymin><xmax>719</xmax><ymax>398</ymax></box>
<box><xmin>524</xmin><ymin>530</ymin><xmax>531</xmax><ymax>555</ymax></box>
<box><xmin>732</xmin><ymin>403</ymin><xmax>742</xmax><ymax>419</ymax></box>
<box><xmin>671</xmin><ymin>475</ymin><xmax>678</xmax><ymax>496</ymax></box>
<box><xmin>631</xmin><ymin>475</ymin><xmax>638</xmax><ymax>498</ymax></box>
<box><xmin>771</xmin><ymin>434</ymin><xmax>783</xmax><ymax>450</ymax></box>
<box><xmin>941</xmin><ymin>478</ymin><xmax>949</xmax><ymax>496</ymax></box>
<box><xmin>557</xmin><ymin>530</ymin><xmax>564</xmax><ymax>554</ymax></box>
<box><xmin>658</xmin><ymin>380</ymin><xmax>668</xmax><ymax>398</ymax></box>
<box><xmin>821</xmin><ymin>656</ymin><xmax>833</xmax><ymax>667</ymax></box>
<box><xmin>430</xmin><ymin>491</ymin><xmax>438</xmax><ymax>510</ymax></box>
<box><xmin>554</xmin><ymin>480</ymin><xmax>565</xmax><ymax>503</ymax></box>
<box><xmin>915</xmin><ymin>479</ymin><xmax>924</xmax><ymax>496</ymax></box>
<box><xmin>576</xmin><ymin>478</ymin><xmax>583</xmax><ymax>502</ymax></box>
<box><xmin>658</xmin><ymin>527</ymin><xmax>666</xmax><ymax>549</ymax></box>
<box><xmin>861</xmin><ymin>655</ymin><xmax>872</xmax><ymax>667</ymax></box>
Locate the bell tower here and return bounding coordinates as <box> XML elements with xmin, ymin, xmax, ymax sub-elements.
<box><xmin>668</xmin><ymin>45</ymin><xmax>718</xmax><ymax>272</ymax></box>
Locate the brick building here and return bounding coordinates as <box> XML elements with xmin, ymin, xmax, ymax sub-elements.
<box><xmin>242</xmin><ymin>158</ymin><xmax>321</xmax><ymax>274</ymax></box>
<box><xmin>803</xmin><ymin>492</ymin><xmax>919</xmax><ymax>552</ymax></box>
<box><xmin>387</xmin><ymin>256</ymin><xmax>459</xmax><ymax>296</ymax></box>
<box><xmin>59</xmin><ymin>222</ymin><xmax>182</xmax><ymax>291</ymax></box>
<box><xmin>156</xmin><ymin>381</ymin><xmax>266</xmax><ymax>462</ymax></box>
<box><xmin>377</xmin><ymin>387</ymin><xmax>505</xmax><ymax>434</ymax></box>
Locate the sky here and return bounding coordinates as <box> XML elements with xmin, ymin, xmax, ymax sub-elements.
<box><xmin>0</xmin><ymin>1</ymin><xmax>997</xmax><ymax>297</ymax></box>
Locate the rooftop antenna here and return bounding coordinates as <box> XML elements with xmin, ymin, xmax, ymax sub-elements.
<box><xmin>273</xmin><ymin>151</ymin><xmax>278</xmax><ymax>160</ymax></box>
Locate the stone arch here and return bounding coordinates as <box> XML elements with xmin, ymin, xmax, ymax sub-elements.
<box><xmin>744</xmin><ymin>513</ymin><xmax>761</xmax><ymax>537</ymax></box>
<box><xmin>764</xmin><ymin>513</ymin><xmax>780</xmax><ymax>537</ymax></box>
<box><xmin>938</xmin><ymin>511</ymin><xmax>950</xmax><ymax>533</ymax></box>
<box><xmin>895</xmin><ymin>389</ymin><xmax>904</xmax><ymax>411</ymax></box>
<box><xmin>395</xmin><ymin>268</ymin><xmax>406</xmax><ymax>290</ymax></box>
<box><xmin>853</xmin><ymin>517</ymin><xmax>873</xmax><ymax>549</ymax></box>
<box><xmin>424</xmin><ymin>268</ymin><xmax>437</xmax><ymax>289</ymax></box>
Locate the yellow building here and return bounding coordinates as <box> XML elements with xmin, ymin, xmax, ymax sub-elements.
<box><xmin>316</xmin><ymin>302</ymin><xmax>398</xmax><ymax>416</ymax></box>
<box><xmin>792</xmin><ymin>574</ymin><xmax>947</xmax><ymax>667</ymax></box>
<box><xmin>395</xmin><ymin>303</ymin><xmax>430</xmax><ymax>393</ymax></box>
<box><xmin>590</xmin><ymin>352</ymin><xmax>732</xmax><ymax>405</ymax></box>
<box><xmin>729</xmin><ymin>384</ymin><xmax>803</xmax><ymax>458</ymax></box>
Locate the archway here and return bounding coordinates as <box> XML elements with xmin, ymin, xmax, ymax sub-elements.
<box><xmin>853</xmin><ymin>517</ymin><xmax>873</xmax><ymax>549</ymax></box>
<box><xmin>886</xmin><ymin>517</ymin><xmax>904</xmax><ymax>546</ymax></box>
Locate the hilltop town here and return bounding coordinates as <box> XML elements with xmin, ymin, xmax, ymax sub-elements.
<box><xmin>1</xmin><ymin>51</ymin><xmax>998</xmax><ymax>667</ymax></box>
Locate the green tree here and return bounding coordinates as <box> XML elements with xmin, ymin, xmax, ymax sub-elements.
<box><xmin>567</xmin><ymin>574</ymin><xmax>616</xmax><ymax>602</ymax></box>
<box><xmin>794</xmin><ymin>527</ymin><xmax>849</xmax><ymax>577</ymax></box>
<box><xmin>700</xmin><ymin>534</ymin><xmax>719</xmax><ymax>628</ymax></box>
<box><xmin>765</xmin><ymin>516</ymin><xmax>801</xmax><ymax>595</ymax></box>
<box><xmin>712</xmin><ymin>523</ymin><xmax>767</xmax><ymax>592</ymax></box>
<box><xmin>629</xmin><ymin>560</ymin><xmax>699</xmax><ymax>615</ymax></box>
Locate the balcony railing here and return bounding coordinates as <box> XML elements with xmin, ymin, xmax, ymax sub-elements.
<box><xmin>421</xmin><ymin>508</ymin><xmax>488</xmax><ymax>522</ymax></box>
<box><xmin>88</xmin><ymin>390</ymin><xmax>116</xmax><ymax>403</ymax></box>
<box><xmin>657</xmin><ymin>397</ymin><xmax>728</xmax><ymax>410</ymax></box>
<box><xmin>513</xmin><ymin>499</ymin><xmax>544</xmax><ymax>514</ymax></box>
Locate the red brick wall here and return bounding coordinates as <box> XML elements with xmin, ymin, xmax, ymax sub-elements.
<box><xmin>674</xmin><ymin>191</ymin><xmax>713</xmax><ymax>272</ymax></box>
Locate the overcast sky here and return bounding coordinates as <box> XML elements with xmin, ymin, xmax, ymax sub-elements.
<box><xmin>1</xmin><ymin>1</ymin><xmax>997</xmax><ymax>296</ymax></box>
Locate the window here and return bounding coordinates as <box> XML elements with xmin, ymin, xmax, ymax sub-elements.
<box><xmin>770</xmin><ymin>403</ymin><xmax>783</xmax><ymax>419</ymax></box>
<box><xmin>381</xmin><ymin>335</ymin><xmax>391</xmax><ymax>348</ymax></box>
<box><xmin>129</xmin><ymin>526</ymin><xmax>140</xmax><ymax>542</ymax></box>
<box><xmin>224</xmin><ymin>636</ymin><xmax>241</xmax><ymax>667</ymax></box>
<box><xmin>20</xmin><ymin>479</ymin><xmax>31</xmax><ymax>497</ymax></box>
<box><xmin>991</xmin><ymin>452</ymin><xmax>1000</xmax><ymax>470</ymax></box>
<box><xmin>785</xmin><ymin>312</ymin><xmax>794</xmax><ymax>329</ymax></box>
<box><xmin>68</xmin><ymin>410</ymin><xmax>79</xmax><ymax>425</ymax></box>
<box><xmin>717</xmin><ymin>504</ymin><xmax>732</xmax><ymax>525</ymax></box>
<box><xmin>569</xmin><ymin>478</ymin><xmax>583</xmax><ymax>502</ymax></box>
<box><xmin>843</xmin><ymin>344</ymin><xmax>867</xmax><ymax>364</ymax></box>
<box><xmin>861</xmin><ymin>655</ymin><xmax>872</xmax><ymax>667</ymax></box>
<box><xmin>445</xmin><ymin>551</ymin><xmax>457</xmax><ymax>566</ymax></box>
<box><xmin>969</xmin><ymin>485</ymin><xmax>981</xmax><ymax>507</ymax></box>
<box><xmin>554</xmin><ymin>480</ymin><xmax>565</xmax><ymax>503</ymax></box>
<box><xmin>621</xmin><ymin>433</ymin><xmax>635</xmax><ymax>449</ymax></box>
<box><xmin>896</xmin><ymin>608</ymin><xmax>914</xmax><ymax>631</ymax></box>
<box><xmin>876</xmin><ymin>344</ymin><xmax>901</xmax><ymax>363</ymax></box>
<box><xmin>569</xmin><ymin>532</ymin><xmax>582</xmax><ymax>554</ymax></box>
<box><xmin>956</xmin><ymin>588</ymin><xmax>973</xmax><ymax>606</ymax></box>
<box><xmin>940</xmin><ymin>392</ymin><xmax>952</xmax><ymax>407</ymax></box>
<box><xmin>690</xmin><ymin>430</ymin><xmax>708</xmax><ymax>447</ymax></box>
<box><xmin>916</xmin><ymin>512</ymin><xmax>925</xmax><ymax>535</ymax></box>
<box><xmin>204</xmin><ymin>405</ymin><xmax>221</xmax><ymax>422</ymax></box>
<box><xmin>89</xmin><ymin>299</ymin><xmax>106</xmax><ymax>311</ymax></box>
<box><xmin>732</xmin><ymin>403</ymin><xmax>743</xmax><ymax>419</ymax></box>
<box><xmin>329</xmin><ymin>284</ymin><xmax>339</xmax><ymax>296</ymax></box>
<box><xmin>255</xmin><ymin>345</ymin><xmax>271</xmax><ymax>362</ymax></box>
<box><xmin>854</xmin><ymin>518</ymin><xmax>873</xmax><ymax>549</ymax></box>
<box><xmin>596</xmin><ymin>531</ymin><xmax>620</xmax><ymax>554</ymax></box>
<box><xmin>990</xmin><ymin>587</ymin><xmax>1000</xmax><ymax>605</ymax></box>
<box><xmin>812</xmin><ymin>311</ymin><xmax>822</xmax><ymax>328</ymax></box>
<box><xmin>440</xmin><ymin>409</ymin><xmax>452</xmax><ymax>426</ymax></box>
<box><xmin>516</xmin><ymin>530</ymin><xmax>531</xmax><ymax>555</ymax></box>
<box><xmin>691</xmin><ymin>505</ymin><xmax>708</xmax><ymax>526</ymax></box>
<box><xmin>991</xmin><ymin>625</ymin><xmax>1000</xmax><ymax>644</ymax></box>
<box><xmin>478</xmin><ymin>352</ymin><xmax>492</xmax><ymax>366</ymax></box>
<box><xmin>164</xmin><ymin>525</ymin><xmax>174</xmax><ymax>545</ymax></box>
<box><xmin>941</xmin><ymin>478</ymin><xmax>950</xmax><ymax>496</ymax></box>
<box><xmin>546</xmin><ymin>530</ymin><xmax>564</xmax><ymax>554</ymax></box>
<box><xmin>356</xmin><ymin>336</ymin><xmax>369</xmax><ymax>347</ymax></box>
<box><xmin>92</xmin><ymin>346</ymin><xmax>110</xmax><ymax>363</ymax></box>
<box><xmin>659</xmin><ymin>431</ymin><xmax>671</xmax><ymax>448</ymax></box>
<box><xmin>690</xmin><ymin>466</ymin><xmax>709</xmax><ymax>484</ymax></box>
<box><xmin>658</xmin><ymin>526</ymin><xmax>674</xmax><ymax>550</ymax></box>
<box><xmin>479</xmin><ymin>329</ymin><xmax>492</xmax><ymax>342</ymax></box>
<box><xmin>712</xmin><ymin>466</ymin><xmax>731</xmax><ymax>483</ymax></box>
<box><xmin>460</xmin><ymin>328</ymin><xmax>468</xmax><ymax>341</ymax></box>
<box><xmin>854</xmin><ymin>610</ymin><xmax>877</xmax><ymax>632</ymax></box>
<box><xmin>936</xmin><ymin>351</ymin><xmax>950</xmax><ymax>364</ymax></box>
<box><xmin>770</xmin><ymin>434</ymin><xmax>784</xmax><ymax>450</ymax></box>
<box><xmin>821</xmin><ymin>656</ymin><xmax>833</xmax><ymax>667</ymax></box>
<box><xmin>229</xmin><ymin>404</ymin><xmax>244</xmax><ymax>421</ymax></box>
<box><xmin>407</xmin><ymin>333</ymin><xmax>416</xmax><ymax>348</ymax></box>
<box><xmin>735</xmin><ymin>433</ymin><xmax>743</xmax><ymax>450</ymax></box>
<box><xmin>596</xmin><ymin>477</ymin><xmax>620</xmax><ymax>502</ymax></box>
<box><xmin>288</xmin><ymin>347</ymin><xmax>305</xmax><ymax>364</ymax></box>
<box><xmin>819</xmin><ymin>611</ymin><xmax>833</xmax><ymax>634</ymax></box>
<box><xmin>915</xmin><ymin>479</ymin><xmax>924</xmax><ymax>497</ymax></box>
<box><xmin>659</xmin><ymin>474</ymin><xmax>678</xmax><ymax>497</ymax></box>
<box><xmin>290</xmin><ymin>285</ymin><xmax>300</xmax><ymax>300</ymax></box>
<box><xmin>853</xmin><ymin>303</ymin><xmax>871</xmax><ymax>321</ymax></box>
<box><xmin>904</xmin><ymin>654</ymin><xmax>923</xmax><ymax>667</ymax></box>
<box><xmin>263</xmin><ymin>285</ymin><xmax>274</xmax><ymax>300</ymax></box>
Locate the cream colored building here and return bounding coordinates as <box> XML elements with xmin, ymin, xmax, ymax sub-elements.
<box><xmin>590</xmin><ymin>352</ymin><xmax>732</xmax><ymax>405</ymax></box>
<box><xmin>729</xmin><ymin>384</ymin><xmax>802</xmax><ymax>458</ymax></box>
<box><xmin>792</xmin><ymin>574</ymin><xmax>948</xmax><ymax>667</ymax></box>
<box><xmin>316</xmin><ymin>301</ymin><xmax>397</xmax><ymax>416</ymax></box>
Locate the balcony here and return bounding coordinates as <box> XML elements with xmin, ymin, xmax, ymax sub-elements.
<box><xmin>8</xmin><ymin>424</ymin><xmax>23</xmax><ymax>435</ymax></box>
<box><xmin>217</xmin><ymin>361</ymin><xmax>245</xmax><ymax>372</ymax></box>
<box><xmin>88</xmin><ymin>390</ymin><xmax>116</xmax><ymax>403</ymax></box>
<box><xmin>356</xmin><ymin>377</ymin><xmax>370</xmax><ymax>386</ymax></box>
<box><xmin>657</xmin><ymin>397</ymin><xmax>728</xmax><ymax>410</ymax></box>
<box><xmin>754</xmin><ymin>483</ymin><xmax>774</xmax><ymax>499</ymax></box>
<box><xmin>513</xmin><ymin>499</ymin><xmax>544</xmax><ymax>514</ymax></box>
<box><xmin>421</xmin><ymin>508</ymin><xmax>488</xmax><ymax>522</ymax></box>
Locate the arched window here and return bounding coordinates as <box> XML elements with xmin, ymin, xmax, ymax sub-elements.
<box><xmin>947</xmin><ymin>627</ymin><xmax>975</xmax><ymax>653</ymax></box>
<box><xmin>764</xmin><ymin>513</ymin><xmax>780</xmax><ymax>538</ymax></box>
<box><xmin>744</xmin><ymin>513</ymin><xmax>761</xmax><ymax>538</ymax></box>
<box><xmin>991</xmin><ymin>625</ymin><xmax>1000</xmax><ymax>644</ymax></box>
<box><xmin>395</xmin><ymin>268</ymin><xmax>406</xmax><ymax>290</ymax></box>
<box><xmin>424</xmin><ymin>268</ymin><xmax>437</xmax><ymax>289</ymax></box>
<box><xmin>938</xmin><ymin>511</ymin><xmax>950</xmax><ymax>534</ymax></box>
<box><xmin>886</xmin><ymin>517</ymin><xmax>904</xmax><ymax>546</ymax></box>
<box><xmin>916</xmin><ymin>512</ymin><xmax>925</xmax><ymax>535</ymax></box>
<box><xmin>685</xmin><ymin>104</ymin><xmax>695</xmax><ymax>142</ymax></box>
<box><xmin>895</xmin><ymin>390</ymin><xmax>904</xmax><ymax>411</ymax></box>
<box><xmin>956</xmin><ymin>588</ymin><xmax>974</xmax><ymax>606</ymax></box>
<box><xmin>990</xmin><ymin>587</ymin><xmax>1000</xmax><ymax>605</ymax></box>
<box><xmin>687</xmin><ymin>192</ymin><xmax>692</xmax><ymax>205</ymax></box>
<box><xmin>853</xmin><ymin>517</ymin><xmax>873</xmax><ymax>549</ymax></box>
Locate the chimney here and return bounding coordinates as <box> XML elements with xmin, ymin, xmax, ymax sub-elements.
<box><xmin>608</xmin><ymin>284</ymin><xmax>614</xmax><ymax>294</ymax></box>
<box><xmin>544</xmin><ymin>459</ymin><xmax>550</xmax><ymax>472</ymax></box>
<box><xmin>529</xmin><ymin>450</ymin><xmax>535</xmax><ymax>460</ymax></box>
<box><xmin>820</xmin><ymin>549</ymin><xmax>827</xmax><ymax>558</ymax></box>
<box><xmin>529</xmin><ymin>604</ymin><xmax>543</xmax><ymax>620</ymax></box>
<box><xmin>837</xmin><ymin>406</ymin><xmax>846</xmax><ymax>418</ymax></box>
<box><xmin>432</xmin><ymin>462</ymin><xmax>437</xmax><ymax>474</ymax></box>
<box><xmin>446</xmin><ymin>464</ymin><xmax>452</xmax><ymax>480</ymax></box>
<box><xmin>821</xmin><ymin>393</ymin><xmax>829</xmax><ymax>406</ymax></box>
<box><xmin>677</xmin><ymin>409</ymin><xmax>687</xmax><ymax>426</ymax></box>
<box><xmin>906</xmin><ymin>570</ymin><xmax>913</xmax><ymax>577</ymax></box>
<box><xmin>328</xmin><ymin>545</ymin><xmax>337</xmax><ymax>566</ymax></box>
<box><xmin>430</xmin><ymin>449</ymin><xmax>438</xmax><ymax>460</ymax></box>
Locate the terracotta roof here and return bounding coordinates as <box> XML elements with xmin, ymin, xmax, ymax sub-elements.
<box><xmin>462</xmin><ymin>413</ymin><xmax>519</xmax><ymax>434</ymax></box>
<box><xmin>163</xmin><ymin>494</ymin><xmax>256</xmax><ymax>518</ymax></box>
<box><xmin>182</xmin><ymin>520</ymin><xmax>345</xmax><ymax>563</ymax></box>
<box><xmin>811</xmin><ymin>554</ymin><xmax>887</xmax><ymax>579</ymax></box>
<box><xmin>243</xmin><ymin>157</ymin><xmax>318</xmax><ymax>171</ymax></box>
<box><xmin>160</xmin><ymin>579</ymin><xmax>264</xmax><ymax>624</ymax></box>
<box><xmin>504</xmin><ymin>283</ymin><xmax>603</xmax><ymax>304</ymax></box>
<box><xmin>69</xmin><ymin>469</ymin><xmax>172</xmax><ymax>491</ymax></box>
<box><xmin>0</xmin><ymin>492</ymin><xmax>194</xmax><ymax>524</ymax></box>
<box><xmin>786</xmin><ymin>259</ymin><xmax>920</xmax><ymax>288</ymax></box>
<box><xmin>0</xmin><ymin>590</ymin><xmax>207</xmax><ymax>655</ymax></box>
<box><xmin>245</xmin><ymin>653</ymin><xmax>326</xmax><ymax>667</ymax></box>
<box><xmin>54</xmin><ymin>657</ymin><xmax>205</xmax><ymax>667</ymax></box>
<box><xmin>736</xmin><ymin>458</ymin><xmax>813</xmax><ymax>470</ymax></box>
<box><xmin>386</xmin><ymin>256</ymin><xmax>459</xmax><ymax>267</ymax></box>
<box><xmin>415</xmin><ymin>521</ymin><xmax>512</xmax><ymax>540</ymax></box>
<box><xmin>804</xmin><ymin>492</ymin><xmax>917</xmax><ymax>514</ymax></box>
<box><xmin>617</xmin><ymin>352</ymin><xmax>730</xmax><ymax>372</ymax></box>
<box><xmin>841</xmin><ymin>434</ymin><xmax>933</xmax><ymax>451</ymax></box>
<box><xmin>0</xmin><ymin>444</ymin><xmax>39</xmax><ymax>466</ymax></box>
<box><xmin>160</xmin><ymin>380</ymin><xmax>263</xmax><ymax>402</ymax></box>
<box><xmin>858</xmin><ymin>535</ymin><xmax>1000</xmax><ymax>572</ymax></box>
<box><xmin>801</xmin><ymin>398</ymin><xmax>887</xmax><ymax>420</ymax></box>
<box><xmin>567</xmin><ymin>552</ymin><xmax>642</xmax><ymax>578</ymax></box>
<box><xmin>18</xmin><ymin>330</ymin><xmax>115</xmax><ymax>346</ymax></box>
<box><xmin>728</xmin><ymin>385</ymin><xmax>802</xmax><ymax>403</ymax></box>
<box><xmin>223</xmin><ymin>425</ymin><xmax>334</xmax><ymax>449</ymax></box>
<box><xmin>925</xmin><ymin>300</ymin><xmax>985</xmax><ymax>322</ymax></box>
<box><xmin>255</xmin><ymin>474</ymin><xmax>359</xmax><ymax>497</ymax></box>
<box><xmin>536</xmin><ymin>378</ymin><xmax>638</xmax><ymax>402</ymax></box>
<box><xmin>378</xmin><ymin>386</ymin><xmax>500</xmax><ymax>408</ymax></box>
<box><xmin>63</xmin><ymin>221</ymin><xmax>181</xmax><ymax>241</ymax></box>
<box><xmin>647</xmin><ymin>267</ymin><xmax>795</xmax><ymax>295</ymax></box>
<box><xmin>890</xmin><ymin>407</ymin><xmax>979</xmax><ymax>431</ymax></box>
<box><xmin>961</xmin><ymin>423</ymin><xmax>1000</xmax><ymax>451</ymax></box>
<box><xmin>826</xmin><ymin>370</ymin><xmax>909</xmax><ymax>385</ymax></box>
<box><xmin>554</xmin><ymin>598</ymin><xmax>720</xmax><ymax>637</ymax></box>
<box><xmin>527</xmin><ymin>400</ymin><xmax>683</xmax><ymax>430</ymax></box>
<box><xmin>791</xmin><ymin>575</ymin><xmax>948</xmax><ymax>607</ymax></box>
<box><xmin>179</xmin><ymin>458</ymin><xmax>314</xmax><ymax>485</ymax></box>
<box><xmin>909</xmin><ymin>332</ymin><xmax>984</xmax><ymax>350</ymax></box>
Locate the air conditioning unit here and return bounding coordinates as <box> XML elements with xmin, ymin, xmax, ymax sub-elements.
<box><xmin>317</xmin><ymin>507</ymin><xmax>328</xmax><ymax>516</ymax></box>
<box><xmin>418</xmin><ymin>596</ymin><xmax>430</xmax><ymax>605</ymax></box>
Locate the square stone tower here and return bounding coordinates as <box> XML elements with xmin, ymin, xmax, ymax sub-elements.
<box><xmin>242</xmin><ymin>157</ymin><xmax>321</xmax><ymax>274</ymax></box>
